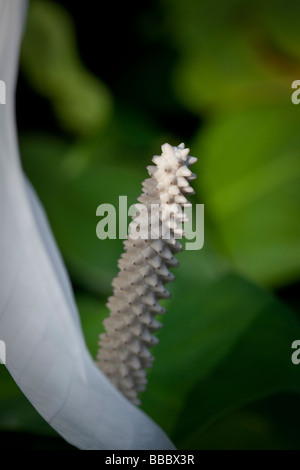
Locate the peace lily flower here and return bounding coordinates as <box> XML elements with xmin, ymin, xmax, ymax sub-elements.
<box><xmin>97</xmin><ymin>143</ymin><xmax>197</xmax><ymax>405</ymax></box>
<box><xmin>0</xmin><ymin>0</ymin><xmax>174</xmax><ymax>450</ymax></box>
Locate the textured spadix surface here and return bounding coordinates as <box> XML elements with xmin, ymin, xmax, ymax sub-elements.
<box><xmin>0</xmin><ymin>0</ymin><xmax>174</xmax><ymax>450</ymax></box>
<box><xmin>97</xmin><ymin>143</ymin><xmax>197</xmax><ymax>404</ymax></box>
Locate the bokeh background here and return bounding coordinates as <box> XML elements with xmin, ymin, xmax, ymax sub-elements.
<box><xmin>1</xmin><ymin>0</ymin><xmax>300</xmax><ymax>449</ymax></box>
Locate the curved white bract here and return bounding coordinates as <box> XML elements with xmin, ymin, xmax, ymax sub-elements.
<box><xmin>0</xmin><ymin>0</ymin><xmax>174</xmax><ymax>450</ymax></box>
<box><xmin>97</xmin><ymin>143</ymin><xmax>197</xmax><ymax>405</ymax></box>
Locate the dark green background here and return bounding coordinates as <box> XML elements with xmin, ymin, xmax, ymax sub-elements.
<box><xmin>1</xmin><ymin>0</ymin><xmax>300</xmax><ymax>449</ymax></box>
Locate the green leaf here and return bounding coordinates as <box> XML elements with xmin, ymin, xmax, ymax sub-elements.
<box><xmin>193</xmin><ymin>105</ymin><xmax>300</xmax><ymax>287</ymax></box>
<box><xmin>76</xmin><ymin>294</ymin><xmax>108</xmax><ymax>359</ymax></box>
<box><xmin>176</xmin><ymin>393</ymin><xmax>300</xmax><ymax>450</ymax></box>
<box><xmin>162</xmin><ymin>0</ymin><xmax>300</xmax><ymax>115</ymax></box>
<box><xmin>172</xmin><ymin>298</ymin><xmax>300</xmax><ymax>448</ymax></box>
<box><xmin>141</xmin><ymin>266</ymin><xmax>300</xmax><ymax>445</ymax></box>
<box><xmin>20</xmin><ymin>133</ymin><xmax>151</xmax><ymax>296</ymax></box>
<box><xmin>0</xmin><ymin>367</ymin><xmax>53</xmax><ymax>434</ymax></box>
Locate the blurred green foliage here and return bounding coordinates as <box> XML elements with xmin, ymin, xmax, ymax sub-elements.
<box><xmin>195</xmin><ymin>106</ymin><xmax>300</xmax><ymax>286</ymax></box>
<box><xmin>1</xmin><ymin>0</ymin><xmax>300</xmax><ymax>450</ymax></box>
<box><xmin>21</xmin><ymin>0</ymin><xmax>112</xmax><ymax>135</ymax></box>
<box><xmin>161</xmin><ymin>0</ymin><xmax>300</xmax><ymax>286</ymax></box>
<box><xmin>163</xmin><ymin>0</ymin><xmax>300</xmax><ymax>114</ymax></box>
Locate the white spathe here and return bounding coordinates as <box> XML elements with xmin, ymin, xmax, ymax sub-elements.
<box><xmin>0</xmin><ymin>0</ymin><xmax>174</xmax><ymax>450</ymax></box>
